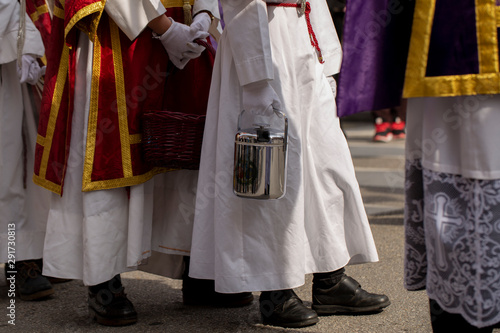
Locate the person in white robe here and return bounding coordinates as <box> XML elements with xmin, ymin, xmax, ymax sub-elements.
<box><xmin>189</xmin><ymin>0</ymin><xmax>390</xmax><ymax>328</ymax></box>
<box><xmin>39</xmin><ymin>0</ymin><xmax>221</xmax><ymax>326</ymax></box>
<box><xmin>0</xmin><ymin>0</ymin><xmax>52</xmax><ymax>301</ymax></box>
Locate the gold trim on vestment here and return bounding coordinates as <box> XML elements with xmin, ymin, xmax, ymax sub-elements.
<box><xmin>130</xmin><ymin>134</ymin><xmax>142</xmax><ymax>145</ymax></box>
<box><xmin>64</xmin><ymin>1</ymin><xmax>106</xmax><ymax>42</ymax></box>
<box><xmin>83</xmin><ymin>33</ymin><xmax>101</xmax><ymax>190</ymax></box>
<box><xmin>53</xmin><ymin>5</ymin><xmax>64</xmax><ymax>19</ymax></box>
<box><xmin>476</xmin><ymin>1</ymin><xmax>498</xmax><ymax>74</ymax></box>
<box><xmin>33</xmin><ymin>174</ymin><xmax>62</xmax><ymax>195</ymax></box>
<box><xmin>110</xmin><ymin>20</ymin><xmax>133</xmax><ymax>179</ymax></box>
<box><xmin>30</xmin><ymin>4</ymin><xmax>49</xmax><ymax>23</ymax></box>
<box><xmin>161</xmin><ymin>0</ymin><xmax>194</xmax><ymax>9</ymax></box>
<box><xmin>403</xmin><ymin>0</ymin><xmax>500</xmax><ymax>98</ymax></box>
<box><xmin>38</xmin><ymin>45</ymin><xmax>69</xmax><ymax>180</ymax></box>
<box><xmin>81</xmin><ymin>167</ymin><xmax>174</xmax><ymax>192</ymax></box>
<box><xmin>36</xmin><ymin>134</ymin><xmax>45</xmax><ymax>146</ymax></box>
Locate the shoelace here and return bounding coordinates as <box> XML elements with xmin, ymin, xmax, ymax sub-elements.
<box><xmin>18</xmin><ymin>261</ymin><xmax>41</xmax><ymax>279</ymax></box>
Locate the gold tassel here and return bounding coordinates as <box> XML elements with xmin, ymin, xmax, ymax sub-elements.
<box><xmin>183</xmin><ymin>0</ymin><xmax>192</xmax><ymax>26</ymax></box>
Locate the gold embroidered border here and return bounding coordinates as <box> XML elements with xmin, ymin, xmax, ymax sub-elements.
<box><xmin>81</xmin><ymin>167</ymin><xmax>175</xmax><ymax>192</ymax></box>
<box><xmin>403</xmin><ymin>0</ymin><xmax>500</xmax><ymax>98</ymax></box>
<box><xmin>82</xmin><ymin>33</ymin><xmax>101</xmax><ymax>189</ymax></box>
<box><xmin>110</xmin><ymin>20</ymin><xmax>133</xmax><ymax>179</ymax></box>
<box><xmin>130</xmin><ymin>134</ymin><xmax>142</xmax><ymax>145</ymax></box>
<box><xmin>161</xmin><ymin>0</ymin><xmax>195</xmax><ymax>8</ymax></box>
<box><xmin>64</xmin><ymin>0</ymin><xmax>106</xmax><ymax>42</ymax></box>
<box><xmin>476</xmin><ymin>1</ymin><xmax>498</xmax><ymax>74</ymax></box>
<box><xmin>53</xmin><ymin>5</ymin><xmax>64</xmax><ymax>19</ymax></box>
<box><xmin>36</xmin><ymin>134</ymin><xmax>45</xmax><ymax>146</ymax></box>
<box><xmin>403</xmin><ymin>0</ymin><xmax>435</xmax><ymax>98</ymax></box>
<box><xmin>33</xmin><ymin>174</ymin><xmax>62</xmax><ymax>195</ymax></box>
<box><xmin>38</xmin><ymin>45</ymin><xmax>69</xmax><ymax>180</ymax></box>
<box><xmin>30</xmin><ymin>4</ymin><xmax>49</xmax><ymax>23</ymax></box>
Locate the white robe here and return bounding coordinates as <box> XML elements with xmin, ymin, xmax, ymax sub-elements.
<box><xmin>0</xmin><ymin>0</ymin><xmax>47</xmax><ymax>263</ymax></box>
<box><xmin>41</xmin><ymin>0</ymin><xmax>220</xmax><ymax>286</ymax></box>
<box><xmin>189</xmin><ymin>0</ymin><xmax>379</xmax><ymax>293</ymax></box>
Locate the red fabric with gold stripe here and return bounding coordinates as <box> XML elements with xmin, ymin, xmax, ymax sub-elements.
<box><xmin>33</xmin><ymin>0</ymin><xmax>214</xmax><ymax>195</ymax></box>
<box><xmin>25</xmin><ymin>0</ymin><xmax>52</xmax><ymax>47</ymax></box>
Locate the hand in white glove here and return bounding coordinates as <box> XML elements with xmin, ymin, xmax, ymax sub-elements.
<box><xmin>191</xmin><ymin>12</ymin><xmax>211</xmax><ymax>33</ymax></box>
<box><xmin>159</xmin><ymin>18</ymin><xmax>209</xmax><ymax>69</ymax></box>
<box><xmin>326</xmin><ymin>75</ymin><xmax>337</xmax><ymax>98</ymax></box>
<box><xmin>17</xmin><ymin>55</ymin><xmax>45</xmax><ymax>85</ymax></box>
<box><xmin>242</xmin><ymin>80</ymin><xmax>283</xmax><ymax>116</ymax></box>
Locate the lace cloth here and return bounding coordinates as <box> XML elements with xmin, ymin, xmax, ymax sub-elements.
<box><xmin>404</xmin><ymin>158</ymin><xmax>500</xmax><ymax>328</ymax></box>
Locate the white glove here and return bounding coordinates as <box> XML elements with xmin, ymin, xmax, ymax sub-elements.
<box><xmin>159</xmin><ymin>18</ymin><xmax>209</xmax><ymax>69</ymax></box>
<box><xmin>326</xmin><ymin>75</ymin><xmax>337</xmax><ymax>98</ymax></box>
<box><xmin>191</xmin><ymin>12</ymin><xmax>211</xmax><ymax>33</ymax></box>
<box><xmin>242</xmin><ymin>80</ymin><xmax>283</xmax><ymax>116</ymax></box>
<box><xmin>17</xmin><ymin>55</ymin><xmax>45</xmax><ymax>85</ymax></box>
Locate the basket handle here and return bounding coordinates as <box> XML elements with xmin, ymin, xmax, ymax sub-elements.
<box><xmin>237</xmin><ymin>109</ymin><xmax>288</xmax><ymax>152</ymax></box>
<box><xmin>194</xmin><ymin>38</ymin><xmax>216</xmax><ymax>58</ymax></box>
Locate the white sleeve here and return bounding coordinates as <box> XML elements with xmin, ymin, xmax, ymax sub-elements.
<box><xmin>105</xmin><ymin>0</ymin><xmax>166</xmax><ymax>41</ymax></box>
<box><xmin>310</xmin><ymin>0</ymin><xmax>342</xmax><ymax>75</ymax></box>
<box><xmin>0</xmin><ymin>0</ymin><xmax>44</xmax><ymax>64</ymax></box>
<box><xmin>193</xmin><ymin>0</ymin><xmax>220</xmax><ymax>19</ymax></box>
<box><xmin>223</xmin><ymin>0</ymin><xmax>273</xmax><ymax>86</ymax></box>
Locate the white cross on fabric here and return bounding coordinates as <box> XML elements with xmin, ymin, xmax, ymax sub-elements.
<box><xmin>430</xmin><ymin>194</ymin><xmax>463</xmax><ymax>271</ymax></box>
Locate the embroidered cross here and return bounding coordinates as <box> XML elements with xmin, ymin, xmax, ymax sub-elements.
<box><xmin>430</xmin><ymin>194</ymin><xmax>463</xmax><ymax>271</ymax></box>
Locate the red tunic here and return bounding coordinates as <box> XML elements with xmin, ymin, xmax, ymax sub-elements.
<box><xmin>33</xmin><ymin>0</ymin><xmax>214</xmax><ymax>195</ymax></box>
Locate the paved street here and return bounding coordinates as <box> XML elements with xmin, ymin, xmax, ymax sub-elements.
<box><xmin>0</xmin><ymin>116</ymin><xmax>488</xmax><ymax>332</ymax></box>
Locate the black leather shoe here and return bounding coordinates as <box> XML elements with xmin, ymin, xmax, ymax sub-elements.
<box><xmin>312</xmin><ymin>275</ymin><xmax>390</xmax><ymax>315</ymax></box>
<box><xmin>5</xmin><ymin>260</ymin><xmax>54</xmax><ymax>300</ymax></box>
<box><xmin>182</xmin><ymin>275</ymin><xmax>254</xmax><ymax>307</ymax></box>
<box><xmin>260</xmin><ymin>289</ymin><xmax>319</xmax><ymax>328</ymax></box>
<box><xmin>88</xmin><ymin>277</ymin><xmax>137</xmax><ymax>326</ymax></box>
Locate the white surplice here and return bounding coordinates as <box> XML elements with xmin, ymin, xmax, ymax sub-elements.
<box><xmin>0</xmin><ymin>0</ymin><xmax>47</xmax><ymax>262</ymax></box>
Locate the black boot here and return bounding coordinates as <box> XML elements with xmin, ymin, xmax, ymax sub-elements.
<box><xmin>5</xmin><ymin>259</ymin><xmax>54</xmax><ymax>301</ymax></box>
<box><xmin>88</xmin><ymin>275</ymin><xmax>137</xmax><ymax>326</ymax></box>
<box><xmin>182</xmin><ymin>256</ymin><xmax>253</xmax><ymax>307</ymax></box>
<box><xmin>312</xmin><ymin>269</ymin><xmax>390</xmax><ymax>315</ymax></box>
<box><xmin>260</xmin><ymin>289</ymin><xmax>319</xmax><ymax>328</ymax></box>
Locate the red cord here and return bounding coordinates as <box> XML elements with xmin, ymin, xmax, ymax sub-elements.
<box><xmin>267</xmin><ymin>1</ymin><xmax>324</xmax><ymax>63</ymax></box>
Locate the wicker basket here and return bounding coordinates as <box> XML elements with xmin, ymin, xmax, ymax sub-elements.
<box><xmin>142</xmin><ymin>110</ymin><xmax>205</xmax><ymax>170</ymax></box>
<box><xmin>141</xmin><ymin>39</ymin><xmax>215</xmax><ymax>170</ymax></box>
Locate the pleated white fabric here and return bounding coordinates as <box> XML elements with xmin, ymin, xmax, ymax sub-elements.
<box><xmin>0</xmin><ymin>0</ymin><xmax>47</xmax><ymax>262</ymax></box>
<box><xmin>406</xmin><ymin>96</ymin><xmax>500</xmax><ymax>180</ymax></box>
<box><xmin>0</xmin><ymin>62</ymin><xmax>50</xmax><ymax>262</ymax></box>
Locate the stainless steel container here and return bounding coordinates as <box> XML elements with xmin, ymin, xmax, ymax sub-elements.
<box><xmin>233</xmin><ymin>110</ymin><xmax>288</xmax><ymax>199</ymax></box>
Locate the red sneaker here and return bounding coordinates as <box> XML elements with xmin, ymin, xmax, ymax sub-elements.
<box><xmin>391</xmin><ymin>117</ymin><xmax>406</xmax><ymax>139</ymax></box>
<box><xmin>373</xmin><ymin>118</ymin><xmax>393</xmax><ymax>142</ymax></box>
